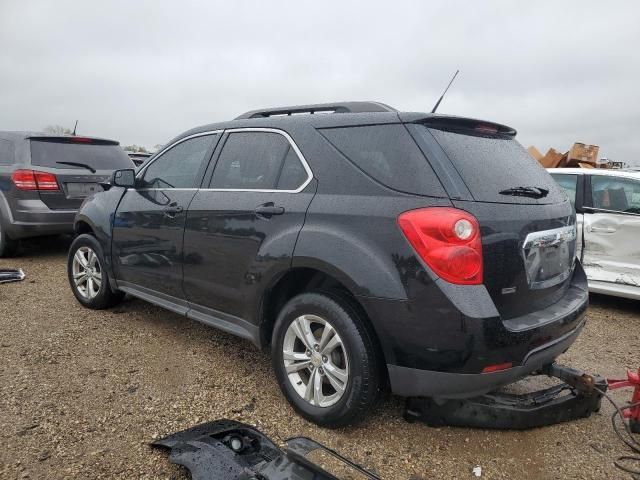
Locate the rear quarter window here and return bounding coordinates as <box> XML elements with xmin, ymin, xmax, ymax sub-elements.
<box><xmin>320</xmin><ymin>124</ymin><xmax>446</xmax><ymax>197</ymax></box>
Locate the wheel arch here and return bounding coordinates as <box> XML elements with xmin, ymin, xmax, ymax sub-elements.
<box><xmin>258</xmin><ymin>265</ymin><xmax>390</xmax><ymax>378</ymax></box>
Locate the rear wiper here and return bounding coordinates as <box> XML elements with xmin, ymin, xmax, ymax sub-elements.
<box><xmin>55</xmin><ymin>161</ymin><xmax>96</xmax><ymax>173</ymax></box>
<box><xmin>499</xmin><ymin>186</ymin><xmax>549</xmax><ymax>199</ymax></box>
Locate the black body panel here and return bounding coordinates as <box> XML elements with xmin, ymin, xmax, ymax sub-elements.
<box><xmin>70</xmin><ymin>106</ymin><xmax>588</xmax><ymax>401</ymax></box>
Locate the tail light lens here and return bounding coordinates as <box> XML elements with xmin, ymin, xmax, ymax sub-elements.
<box><xmin>398</xmin><ymin>207</ymin><xmax>483</xmax><ymax>285</ymax></box>
<box><xmin>12</xmin><ymin>169</ymin><xmax>59</xmax><ymax>191</ymax></box>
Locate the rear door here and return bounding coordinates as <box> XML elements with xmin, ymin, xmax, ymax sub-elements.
<box><xmin>182</xmin><ymin>128</ymin><xmax>315</xmax><ymax>321</ymax></box>
<box><xmin>112</xmin><ymin>133</ymin><xmax>219</xmax><ymax>303</ymax></box>
<box><xmin>28</xmin><ymin>137</ymin><xmax>133</xmax><ymax>209</ymax></box>
<box><xmin>582</xmin><ymin>174</ymin><xmax>640</xmax><ymax>288</ymax></box>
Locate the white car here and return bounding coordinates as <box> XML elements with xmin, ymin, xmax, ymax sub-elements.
<box><xmin>548</xmin><ymin>168</ymin><xmax>640</xmax><ymax>300</ymax></box>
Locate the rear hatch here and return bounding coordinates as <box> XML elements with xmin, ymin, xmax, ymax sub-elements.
<box><xmin>28</xmin><ymin>136</ymin><xmax>133</xmax><ymax>210</ymax></box>
<box><xmin>408</xmin><ymin>118</ymin><xmax>576</xmax><ymax>320</ymax></box>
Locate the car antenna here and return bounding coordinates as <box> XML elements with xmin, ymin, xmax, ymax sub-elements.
<box><xmin>72</xmin><ymin>120</ymin><xmax>78</xmax><ymax>136</ymax></box>
<box><xmin>431</xmin><ymin>70</ymin><xmax>459</xmax><ymax>113</ymax></box>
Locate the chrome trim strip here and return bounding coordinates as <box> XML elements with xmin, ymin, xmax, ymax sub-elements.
<box><xmin>136</xmin><ymin>130</ymin><xmax>224</xmax><ymax>181</ymax></box>
<box><xmin>136</xmin><ymin>128</ymin><xmax>313</xmax><ymax>194</ymax></box>
<box><xmin>522</xmin><ymin>225</ymin><xmax>576</xmax><ymax>250</ymax></box>
<box><xmin>199</xmin><ymin>127</ymin><xmax>313</xmax><ymax>194</ymax></box>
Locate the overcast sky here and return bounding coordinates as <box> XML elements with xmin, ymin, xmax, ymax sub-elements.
<box><xmin>1</xmin><ymin>1</ymin><xmax>638</xmax><ymax>164</ymax></box>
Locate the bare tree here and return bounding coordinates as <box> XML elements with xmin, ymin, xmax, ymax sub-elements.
<box><xmin>123</xmin><ymin>144</ymin><xmax>149</xmax><ymax>153</ymax></box>
<box><xmin>43</xmin><ymin>125</ymin><xmax>72</xmax><ymax>135</ymax></box>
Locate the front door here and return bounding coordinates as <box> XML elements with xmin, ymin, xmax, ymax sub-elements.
<box><xmin>183</xmin><ymin>129</ymin><xmax>315</xmax><ymax>322</ymax></box>
<box><xmin>112</xmin><ymin>133</ymin><xmax>219</xmax><ymax>302</ymax></box>
<box><xmin>583</xmin><ymin>174</ymin><xmax>640</xmax><ymax>288</ymax></box>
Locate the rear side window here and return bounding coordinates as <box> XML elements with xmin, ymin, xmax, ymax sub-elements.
<box><xmin>0</xmin><ymin>139</ymin><xmax>15</xmax><ymax>165</ymax></box>
<box><xmin>421</xmin><ymin>127</ymin><xmax>565</xmax><ymax>203</ymax></box>
<box><xmin>550</xmin><ymin>174</ymin><xmax>577</xmax><ymax>208</ymax></box>
<box><xmin>320</xmin><ymin>125</ymin><xmax>445</xmax><ymax>196</ymax></box>
<box><xmin>210</xmin><ymin>131</ymin><xmax>308</xmax><ymax>191</ymax></box>
<box><xmin>591</xmin><ymin>176</ymin><xmax>640</xmax><ymax>214</ymax></box>
<box><xmin>142</xmin><ymin>134</ymin><xmax>217</xmax><ymax>188</ymax></box>
<box><xmin>30</xmin><ymin>140</ymin><xmax>133</xmax><ymax>170</ymax></box>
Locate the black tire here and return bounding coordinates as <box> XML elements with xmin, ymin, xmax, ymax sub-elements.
<box><xmin>0</xmin><ymin>220</ymin><xmax>19</xmax><ymax>258</ymax></box>
<box><xmin>271</xmin><ymin>291</ymin><xmax>382</xmax><ymax>428</ymax></box>
<box><xmin>67</xmin><ymin>234</ymin><xmax>124</xmax><ymax>309</ymax></box>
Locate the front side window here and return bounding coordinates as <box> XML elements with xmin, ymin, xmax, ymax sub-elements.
<box><xmin>550</xmin><ymin>174</ymin><xmax>578</xmax><ymax>208</ymax></box>
<box><xmin>591</xmin><ymin>176</ymin><xmax>640</xmax><ymax>214</ymax></box>
<box><xmin>210</xmin><ymin>131</ymin><xmax>308</xmax><ymax>190</ymax></box>
<box><xmin>142</xmin><ymin>134</ymin><xmax>216</xmax><ymax>188</ymax></box>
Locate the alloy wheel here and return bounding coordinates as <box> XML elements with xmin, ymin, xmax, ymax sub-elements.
<box><xmin>71</xmin><ymin>246</ymin><xmax>102</xmax><ymax>300</ymax></box>
<box><xmin>282</xmin><ymin>314</ymin><xmax>350</xmax><ymax>408</ymax></box>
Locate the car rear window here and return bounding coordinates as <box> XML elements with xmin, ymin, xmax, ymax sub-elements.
<box><xmin>419</xmin><ymin>126</ymin><xmax>565</xmax><ymax>203</ymax></box>
<box><xmin>320</xmin><ymin>124</ymin><xmax>446</xmax><ymax>197</ymax></box>
<box><xmin>30</xmin><ymin>139</ymin><xmax>133</xmax><ymax>171</ymax></box>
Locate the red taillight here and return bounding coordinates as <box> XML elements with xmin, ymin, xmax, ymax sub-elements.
<box><xmin>12</xmin><ymin>169</ymin><xmax>59</xmax><ymax>191</ymax></box>
<box><xmin>71</xmin><ymin>137</ymin><xmax>92</xmax><ymax>143</ymax></box>
<box><xmin>398</xmin><ymin>207</ymin><xmax>483</xmax><ymax>285</ymax></box>
<box><xmin>482</xmin><ymin>362</ymin><xmax>513</xmax><ymax>373</ymax></box>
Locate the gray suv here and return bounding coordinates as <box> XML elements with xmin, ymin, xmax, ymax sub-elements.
<box><xmin>0</xmin><ymin>132</ymin><xmax>133</xmax><ymax>256</ymax></box>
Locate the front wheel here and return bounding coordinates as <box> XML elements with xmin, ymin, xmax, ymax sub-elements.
<box><xmin>271</xmin><ymin>292</ymin><xmax>382</xmax><ymax>427</ymax></box>
<box><xmin>67</xmin><ymin>234</ymin><xmax>124</xmax><ymax>309</ymax></box>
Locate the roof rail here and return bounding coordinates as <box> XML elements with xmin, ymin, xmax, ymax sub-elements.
<box><xmin>235</xmin><ymin>101</ymin><xmax>397</xmax><ymax>120</ymax></box>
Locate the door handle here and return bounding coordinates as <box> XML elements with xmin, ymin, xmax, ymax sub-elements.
<box><xmin>590</xmin><ymin>226</ymin><xmax>615</xmax><ymax>233</ymax></box>
<box><xmin>162</xmin><ymin>203</ymin><xmax>183</xmax><ymax>217</ymax></box>
<box><xmin>254</xmin><ymin>203</ymin><xmax>285</xmax><ymax>218</ymax></box>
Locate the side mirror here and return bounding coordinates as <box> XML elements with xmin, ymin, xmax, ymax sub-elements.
<box><xmin>112</xmin><ymin>169</ymin><xmax>136</xmax><ymax>188</ymax></box>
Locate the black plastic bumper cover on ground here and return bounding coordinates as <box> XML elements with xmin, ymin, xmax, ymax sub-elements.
<box><xmin>404</xmin><ymin>363</ymin><xmax>608</xmax><ymax>430</ymax></box>
<box><xmin>151</xmin><ymin>419</ymin><xmax>380</xmax><ymax>480</ymax></box>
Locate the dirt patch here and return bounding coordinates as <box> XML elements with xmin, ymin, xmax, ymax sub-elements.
<box><xmin>1</xmin><ymin>237</ymin><xmax>638</xmax><ymax>479</ymax></box>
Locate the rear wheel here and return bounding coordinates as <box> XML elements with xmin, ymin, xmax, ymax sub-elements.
<box><xmin>272</xmin><ymin>292</ymin><xmax>382</xmax><ymax>427</ymax></box>
<box><xmin>67</xmin><ymin>234</ymin><xmax>124</xmax><ymax>309</ymax></box>
<box><xmin>0</xmin><ymin>221</ymin><xmax>19</xmax><ymax>257</ymax></box>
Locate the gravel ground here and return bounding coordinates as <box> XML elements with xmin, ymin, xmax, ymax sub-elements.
<box><xmin>1</xmin><ymin>236</ymin><xmax>638</xmax><ymax>479</ymax></box>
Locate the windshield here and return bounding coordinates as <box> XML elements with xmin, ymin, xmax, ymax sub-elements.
<box><xmin>30</xmin><ymin>139</ymin><xmax>133</xmax><ymax>171</ymax></box>
<box><xmin>418</xmin><ymin>126</ymin><xmax>565</xmax><ymax>204</ymax></box>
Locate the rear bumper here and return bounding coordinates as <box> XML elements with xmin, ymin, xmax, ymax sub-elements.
<box><xmin>388</xmin><ymin>318</ymin><xmax>585</xmax><ymax>398</ymax></box>
<box><xmin>358</xmin><ymin>262</ymin><xmax>589</xmax><ymax>399</ymax></box>
<box><xmin>1</xmin><ymin>197</ymin><xmax>75</xmax><ymax>239</ymax></box>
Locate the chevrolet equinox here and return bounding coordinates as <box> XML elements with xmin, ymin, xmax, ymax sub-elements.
<box><xmin>67</xmin><ymin>102</ymin><xmax>588</xmax><ymax>427</ymax></box>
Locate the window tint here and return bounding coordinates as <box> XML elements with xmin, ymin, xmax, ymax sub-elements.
<box><xmin>321</xmin><ymin>124</ymin><xmax>445</xmax><ymax>196</ymax></box>
<box><xmin>422</xmin><ymin>127</ymin><xmax>564</xmax><ymax>203</ymax></box>
<box><xmin>142</xmin><ymin>135</ymin><xmax>216</xmax><ymax>188</ymax></box>
<box><xmin>591</xmin><ymin>176</ymin><xmax>640</xmax><ymax>214</ymax></box>
<box><xmin>0</xmin><ymin>139</ymin><xmax>15</xmax><ymax>165</ymax></box>
<box><xmin>551</xmin><ymin>174</ymin><xmax>578</xmax><ymax>208</ymax></box>
<box><xmin>30</xmin><ymin>140</ymin><xmax>132</xmax><ymax>170</ymax></box>
<box><xmin>277</xmin><ymin>146</ymin><xmax>308</xmax><ymax>190</ymax></box>
<box><xmin>210</xmin><ymin>132</ymin><xmax>307</xmax><ymax>190</ymax></box>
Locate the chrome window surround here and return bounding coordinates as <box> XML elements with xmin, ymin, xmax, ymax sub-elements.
<box><xmin>136</xmin><ymin>128</ymin><xmax>313</xmax><ymax>194</ymax></box>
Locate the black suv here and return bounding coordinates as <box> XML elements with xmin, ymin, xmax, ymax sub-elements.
<box><xmin>0</xmin><ymin>132</ymin><xmax>133</xmax><ymax>256</ymax></box>
<box><xmin>67</xmin><ymin>102</ymin><xmax>588</xmax><ymax>427</ymax></box>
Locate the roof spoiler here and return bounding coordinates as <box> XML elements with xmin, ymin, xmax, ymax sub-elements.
<box><xmin>416</xmin><ymin>116</ymin><xmax>517</xmax><ymax>137</ymax></box>
<box><xmin>26</xmin><ymin>135</ymin><xmax>120</xmax><ymax>146</ymax></box>
<box><xmin>235</xmin><ymin>101</ymin><xmax>397</xmax><ymax>119</ymax></box>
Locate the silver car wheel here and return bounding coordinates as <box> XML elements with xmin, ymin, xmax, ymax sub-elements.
<box><xmin>283</xmin><ymin>314</ymin><xmax>350</xmax><ymax>408</ymax></box>
<box><xmin>72</xmin><ymin>246</ymin><xmax>102</xmax><ymax>300</ymax></box>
